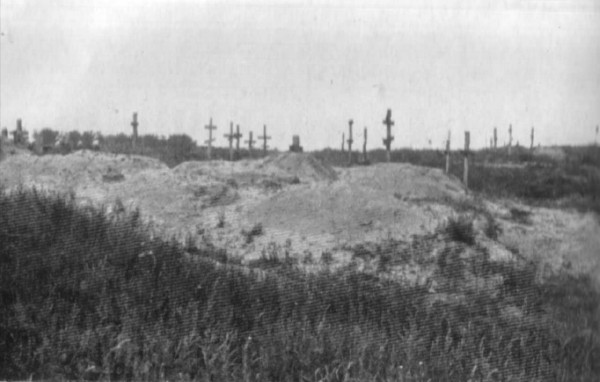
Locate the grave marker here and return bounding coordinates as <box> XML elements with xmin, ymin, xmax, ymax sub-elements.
<box><xmin>233</xmin><ymin>125</ymin><xmax>243</xmax><ymax>159</ymax></box>
<box><xmin>445</xmin><ymin>130</ymin><xmax>451</xmax><ymax>174</ymax></box>
<box><xmin>341</xmin><ymin>133</ymin><xmax>345</xmax><ymax>153</ymax></box>
<box><xmin>382</xmin><ymin>109</ymin><xmax>394</xmax><ymax>162</ymax></box>
<box><xmin>245</xmin><ymin>131</ymin><xmax>256</xmax><ymax>158</ymax></box>
<box><xmin>131</xmin><ymin>113</ymin><xmax>139</xmax><ymax>149</ymax></box>
<box><xmin>347</xmin><ymin>119</ymin><xmax>354</xmax><ymax>165</ymax></box>
<box><xmin>530</xmin><ymin>126</ymin><xmax>535</xmax><ymax>151</ymax></box>
<box><xmin>463</xmin><ymin>131</ymin><xmax>470</xmax><ymax>189</ymax></box>
<box><xmin>493</xmin><ymin>127</ymin><xmax>498</xmax><ymax>149</ymax></box>
<box><xmin>289</xmin><ymin>135</ymin><xmax>303</xmax><ymax>152</ymax></box>
<box><xmin>363</xmin><ymin>127</ymin><xmax>368</xmax><ymax>163</ymax></box>
<box><xmin>224</xmin><ymin>122</ymin><xmax>235</xmax><ymax>161</ymax></box>
<box><xmin>257</xmin><ymin>125</ymin><xmax>271</xmax><ymax>156</ymax></box>
<box><xmin>204</xmin><ymin>118</ymin><xmax>217</xmax><ymax>160</ymax></box>
<box><xmin>508</xmin><ymin>124</ymin><xmax>513</xmax><ymax>156</ymax></box>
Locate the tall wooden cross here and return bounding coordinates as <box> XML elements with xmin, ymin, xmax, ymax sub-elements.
<box><xmin>258</xmin><ymin>125</ymin><xmax>271</xmax><ymax>156</ymax></box>
<box><xmin>347</xmin><ymin>119</ymin><xmax>354</xmax><ymax>165</ymax></box>
<box><xmin>131</xmin><ymin>113</ymin><xmax>139</xmax><ymax>149</ymax></box>
<box><xmin>245</xmin><ymin>131</ymin><xmax>256</xmax><ymax>158</ymax></box>
<box><xmin>204</xmin><ymin>118</ymin><xmax>217</xmax><ymax>160</ymax></box>
<box><xmin>233</xmin><ymin>125</ymin><xmax>243</xmax><ymax>159</ymax></box>
<box><xmin>382</xmin><ymin>109</ymin><xmax>395</xmax><ymax>162</ymax></box>
<box><xmin>224</xmin><ymin>122</ymin><xmax>235</xmax><ymax>161</ymax></box>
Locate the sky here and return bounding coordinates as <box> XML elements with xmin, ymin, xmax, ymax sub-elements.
<box><xmin>1</xmin><ymin>0</ymin><xmax>600</xmax><ymax>151</ymax></box>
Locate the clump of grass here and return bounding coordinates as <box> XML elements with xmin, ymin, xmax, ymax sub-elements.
<box><xmin>440</xmin><ymin>215</ymin><xmax>476</xmax><ymax>246</ymax></box>
<box><xmin>241</xmin><ymin>222</ymin><xmax>264</xmax><ymax>244</ymax></box>
<box><xmin>1</xmin><ymin>188</ymin><xmax>599</xmax><ymax>381</ymax></box>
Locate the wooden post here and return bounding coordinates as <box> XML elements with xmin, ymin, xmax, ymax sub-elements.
<box><xmin>508</xmin><ymin>124</ymin><xmax>513</xmax><ymax>156</ymax></box>
<box><xmin>382</xmin><ymin>109</ymin><xmax>395</xmax><ymax>162</ymax></box>
<box><xmin>445</xmin><ymin>130</ymin><xmax>451</xmax><ymax>174</ymax></box>
<box><xmin>257</xmin><ymin>124</ymin><xmax>271</xmax><ymax>156</ymax></box>
<box><xmin>530</xmin><ymin>126</ymin><xmax>534</xmax><ymax>151</ymax></box>
<box><xmin>131</xmin><ymin>113</ymin><xmax>139</xmax><ymax>150</ymax></box>
<box><xmin>224</xmin><ymin>122</ymin><xmax>234</xmax><ymax>161</ymax></box>
<box><xmin>204</xmin><ymin>117</ymin><xmax>217</xmax><ymax>160</ymax></box>
<box><xmin>245</xmin><ymin>131</ymin><xmax>256</xmax><ymax>158</ymax></box>
<box><xmin>233</xmin><ymin>125</ymin><xmax>243</xmax><ymax>160</ymax></box>
<box><xmin>493</xmin><ymin>127</ymin><xmax>497</xmax><ymax>150</ymax></box>
<box><xmin>363</xmin><ymin>127</ymin><xmax>368</xmax><ymax>163</ymax></box>
<box><xmin>347</xmin><ymin>119</ymin><xmax>354</xmax><ymax>165</ymax></box>
<box><xmin>595</xmin><ymin>125</ymin><xmax>598</xmax><ymax>146</ymax></box>
<box><xmin>463</xmin><ymin>131</ymin><xmax>470</xmax><ymax>189</ymax></box>
<box><xmin>341</xmin><ymin>133</ymin><xmax>345</xmax><ymax>153</ymax></box>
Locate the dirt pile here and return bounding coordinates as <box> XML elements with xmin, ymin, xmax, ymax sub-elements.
<box><xmin>261</xmin><ymin>152</ymin><xmax>338</xmax><ymax>182</ymax></box>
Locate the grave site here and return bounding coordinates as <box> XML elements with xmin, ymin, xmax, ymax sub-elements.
<box><xmin>1</xmin><ymin>114</ymin><xmax>600</xmax><ymax>381</ymax></box>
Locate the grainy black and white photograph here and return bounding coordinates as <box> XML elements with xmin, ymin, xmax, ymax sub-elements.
<box><xmin>1</xmin><ymin>0</ymin><xmax>599</xmax><ymax>380</ymax></box>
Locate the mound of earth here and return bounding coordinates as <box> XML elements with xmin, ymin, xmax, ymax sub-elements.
<box><xmin>246</xmin><ymin>163</ymin><xmax>468</xmax><ymax>244</ymax></box>
<box><xmin>0</xmin><ymin>150</ymin><xmax>167</xmax><ymax>192</ymax></box>
<box><xmin>261</xmin><ymin>152</ymin><xmax>338</xmax><ymax>182</ymax></box>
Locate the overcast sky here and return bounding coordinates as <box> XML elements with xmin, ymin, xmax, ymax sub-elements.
<box><xmin>1</xmin><ymin>0</ymin><xmax>599</xmax><ymax>150</ymax></box>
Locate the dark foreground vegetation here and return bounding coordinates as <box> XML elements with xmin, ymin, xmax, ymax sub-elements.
<box><xmin>1</xmin><ymin>189</ymin><xmax>599</xmax><ymax>381</ymax></box>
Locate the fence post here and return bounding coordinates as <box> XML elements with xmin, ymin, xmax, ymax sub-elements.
<box><xmin>204</xmin><ymin>118</ymin><xmax>217</xmax><ymax>160</ymax></box>
<box><xmin>382</xmin><ymin>109</ymin><xmax>394</xmax><ymax>162</ymax></box>
<box><xmin>463</xmin><ymin>131</ymin><xmax>470</xmax><ymax>190</ymax></box>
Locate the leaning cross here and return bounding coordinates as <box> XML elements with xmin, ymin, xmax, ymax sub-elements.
<box><xmin>245</xmin><ymin>131</ymin><xmax>256</xmax><ymax>158</ymax></box>
<box><xmin>257</xmin><ymin>125</ymin><xmax>271</xmax><ymax>156</ymax></box>
<box><xmin>382</xmin><ymin>109</ymin><xmax>395</xmax><ymax>162</ymax></box>
<box><xmin>347</xmin><ymin>119</ymin><xmax>354</xmax><ymax>165</ymax></box>
<box><xmin>224</xmin><ymin>122</ymin><xmax>235</xmax><ymax>161</ymax></box>
<box><xmin>204</xmin><ymin>118</ymin><xmax>217</xmax><ymax>160</ymax></box>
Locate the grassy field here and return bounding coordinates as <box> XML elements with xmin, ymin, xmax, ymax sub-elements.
<box><xmin>1</xmin><ymin>188</ymin><xmax>599</xmax><ymax>381</ymax></box>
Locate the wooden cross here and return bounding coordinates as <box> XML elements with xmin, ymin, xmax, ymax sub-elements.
<box><xmin>204</xmin><ymin>117</ymin><xmax>217</xmax><ymax>160</ymax></box>
<box><xmin>257</xmin><ymin>124</ymin><xmax>271</xmax><ymax>156</ymax></box>
<box><xmin>347</xmin><ymin>119</ymin><xmax>354</xmax><ymax>165</ymax></box>
<box><xmin>224</xmin><ymin>122</ymin><xmax>235</xmax><ymax>161</ymax></box>
<box><xmin>245</xmin><ymin>131</ymin><xmax>256</xmax><ymax>158</ymax></box>
<box><xmin>131</xmin><ymin>113</ymin><xmax>139</xmax><ymax>149</ymax></box>
<box><xmin>382</xmin><ymin>109</ymin><xmax>395</xmax><ymax>162</ymax></box>
<box><xmin>233</xmin><ymin>124</ymin><xmax>243</xmax><ymax>159</ymax></box>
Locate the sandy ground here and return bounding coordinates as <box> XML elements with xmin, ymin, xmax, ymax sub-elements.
<box><xmin>1</xmin><ymin>148</ymin><xmax>598</xmax><ymax>287</ymax></box>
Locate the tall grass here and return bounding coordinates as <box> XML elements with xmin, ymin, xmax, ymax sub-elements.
<box><xmin>1</xmin><ymin>188</ymin><xmax>598</xmax><ymax>381</ymax></box>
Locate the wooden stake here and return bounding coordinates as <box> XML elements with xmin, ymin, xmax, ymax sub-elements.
<box><xmin>493</xmin><ymin>127</ymin><xmax>497</xmax><ymax>149</ymax></box>
<box><xmin>347</xmin><ymin>119</ymin><xmax>354</xmax><ymax>165</ymax></box>
<box><xmin>463</xmin><ymin>131</ymin><xmax>470</xmax><ymax>189</ymax></box>
<box><xmin>530</xmin><ymin>126</ymin><xmax>534</xmax><ymax>151</ymax></box>
<box><xmin>341</xmin><ymin>133</ymin><xmax>345</xmax><ymax>153</ymax></box>
<box><xmin>363</xmin><ymin>127</ymin><xmax>368</xmax><ymax>163</ymax></box>
<box><xmin>257</xmin><ymin>124</ymin><xmax>271</xmax><ymax>156</ymax></box>
<box><xmin>382</xmin><ymin>109</ymin><xmax>395</xmax><ymax>162</ymax></box>
<box><xmin>508</xmin><ymin>124</ymin><xmax>513</xmax><ymax>156</ymax></box>
<box><xmin>204</xmin><ymin>117</ymin><xmax>217</xmax><ymax>160</ymax></box>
